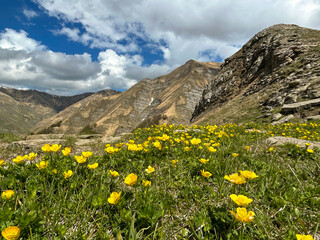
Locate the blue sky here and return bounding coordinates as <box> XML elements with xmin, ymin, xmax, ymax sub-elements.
<box><xmin>0</xmin><ymin>0</ymin><xmax>319</xmax><ymax>95</ymax></box>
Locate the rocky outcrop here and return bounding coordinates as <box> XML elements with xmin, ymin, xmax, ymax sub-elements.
<box><xmin>281</xmin><ymin>98</ymin><xmax>320</xmax><ymax>114</ymax></box>
<box><xmin>33</xmin><ymin>60</ymin><xmax>221</xmax><ymax>136</ymax></box>
<box><xmin>192</xmin><ymin>24</ymin><xmax>320</xmax><ymax>123</ymax></box>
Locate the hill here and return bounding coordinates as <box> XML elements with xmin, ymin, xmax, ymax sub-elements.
<box><xmin>33</xmin><ymin>60</ymin><xmax>221</xmax><ymax>136</ymax></box>
<box><xmin>0</xmin><ymin>86</ymin><xmax>119</xmax><ymax>134</ymax></box>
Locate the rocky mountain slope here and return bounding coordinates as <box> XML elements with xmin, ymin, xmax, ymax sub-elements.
<box><xmin>33</xmin><ymin>60</ymin><xmax>221</xmax><ymax>136</ymax></box>
<box><xmin>0</xmin><ymin>87</ymin><xmax>119</xmax><ymax>134</ymax></box>
<box><xmin>191</xmin><ymin>24</ymin><xmax>320</xmax><ymax>124</ymax></box>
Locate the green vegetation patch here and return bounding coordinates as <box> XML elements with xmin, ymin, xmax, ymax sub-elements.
<box><xmin>0</xmin><ymin>122</ymin><xmax>319</xmax><ymax>239</ymax></box>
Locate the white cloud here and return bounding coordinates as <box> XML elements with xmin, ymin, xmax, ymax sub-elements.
<box><xmin>33</xmin><ymin>0</ymin><xmax>320</xmax><ymax>63</ymax></box>
<box><xmin>23</xmin><ymin>9</ymin><xmax>39</xmax><ymax>19</ymax></box>
<box><xmin>2</xmin><ymin>0</ymin><xmax>320</xmax><ymax>95</ymax></box>
<box><xmin>0</xmin><ymin>29</ymin><xmax>171</xmax><ymax>95</ymax></box>
<box><xmin>0</xmin><ymin>28</ymin><xmax>45</xmax><ymax>52</ymax></box>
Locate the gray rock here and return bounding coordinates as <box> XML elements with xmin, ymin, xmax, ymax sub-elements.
<box><xmin>271</xmin><ymin>114</ymin><xmax>294</xmax><ymax>125</ymax></box>
<box><xmin>272</xmin><ymin>113</ymin><xmax>283</xmax><ymax>121</ymax></box>
<box><xmin>281</xmin><ymin>98</ymin><xmax>320</xmax><ymax>113</ymax></box>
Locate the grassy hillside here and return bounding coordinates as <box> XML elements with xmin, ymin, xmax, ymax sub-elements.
<box><xmin>0</xmin><ymin>122</ymin><xmax>319</xmax><ymax>239</ymax></box>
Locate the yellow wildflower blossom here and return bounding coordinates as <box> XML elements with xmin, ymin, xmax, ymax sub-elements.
<box><xmin>171</xmin><ymin>160</ymin><xmax>178</xmax><ymax>164</ymax></box>
<box><xmin>108</xmin><ymin>192</ymin><xmax>121</xmax><ymax>205</ymax></box>
<box><xmin>124</xmin><ymin>173</ymin><xmax>138</xmax><ymax>186</ymax></box>
<box><xmin>199</xmin><ymin>158</ymin><xmax>209</xmax><ymax>164</ymax></box>
<box><xmin>229</xmin><ymin>207</ymin><xmax>255</xmax><ymax>223</ymax></box>
<box><xmin>296</xmin><ymin>234</ymin><xmax>315</xmax><ymax>240</ymax></box>
<box><xmin>27</xmin><ymin>152</ymin><xmax>37</xmax><ymax>160</ymax></box>
<box><xmin>232</xmin><ymin>153</ymin><xmax>239</xmax><ymax>158</ymax></box>
<box><xmin>230</xmin><ymin>194</ymin><xmax>253</xmax><ymax>206</ymax></box>
<box><xmin>208</xmin><ymin>147</ymin><xmax>217</xmax><ymax>152</ymax></box>
<box><xmin>201</xmin><ymin>169</ymin><xmax>212</xmax><ymax>178</ymax></box>
<box><xmin>75</xmin><ymin>155</ymin><xmax>87</xmax><ymax>164</ymax></box>
<box><xmin>306</xmin><ymin>149</ymin><xmax>314</xmax><ymax>153</ymax></box>
<box><xmin>41</xmin><ymin>143</ymin><xmax>51</xmax><ymax>152</ymax></box>
<box><xmin>63</xmin><ymin>170</ymin><xmax>73</xmax><ymax>179</ymax></box>
<box><xmin>1</xmin><ymin>190</ymin><xmax>14</xmax><ymax>200</ymax></box>
<box><xmin>0</xmin><ymin>159</ymin><xmax>5</xmax><ymax>165</ymax></box>
<box><xmin>50</xmin><ymin>144</ymin><xmax>61</xmax><ymax>152</ymax></box>
<box><xmin>52</xmin><ymin>169</ymin><xmax>57</xmax><ymax>174</ymax></box>
<box><xmin>36</xmin><ymin>161</ymin><xmax>49</xmax><ymax>169</ymax></box>
<box><xmin>143</xmin><ymin>180</ymin><xmax>151</xmax><ymax>187</ymax></box>
<box><xmin>1</xmin><ymin>226</ymin><xmax>20</xmax><ymax>240</ymax></box>
<box><xmin>62</xmin><ymin>147</ymin><xmax>71</xmax><ymax>156</ymax></box>
<box><xmin>145</xmin><ymin>166</ymin><xmax>155</xmax><ymax>173</ymax></box>
<box><xmin>153</xmin><ymin>141</ymin><xmax>162</xmax><ymax>150</ymax></box>
<box><xmin>110</xmin><ymin>170</ymin><xmax>119</xmax><ymax>177</ymax></box>
<box><xmin>239</xmin><ymin>170</ymin><xmax>258</xmax><ymax>179</ymax></box>
<box><xmin>88</xmin><ymin>163</ymin><xmax>99</xmax><ymax>169</ymax></box>
<box><xmin>13</xmin><ymin>155</ymin><xmax>25</xmax><ymax>164</ymax></box>
<box><xmin>224</xmin><ymin>173</ymin><xmax>246</xmax><ymax>184</ymax></box>
<box><xmin>82</xmin><ymin>151</ymin><xmax>93</xmax><ymax>158</ymax></box>
<box><xmin>190</xmin><ymin>138</ymin><xmax>201</xmax><ymax>145</ymax></box>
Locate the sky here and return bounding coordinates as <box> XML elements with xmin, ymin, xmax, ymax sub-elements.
<box><xmin>0</xmin><ymin>0</ymin><xmax>320</xmax><ymax>95</ymax></box>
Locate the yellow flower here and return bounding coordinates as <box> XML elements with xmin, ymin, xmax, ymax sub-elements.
<box><xmin>305</xmin><ymin>143</ymin><xmax>311</xmax><ymax>146</ymax></box>
<box><xmin>110</xmin><ymin>170</ymin><xmax>119</xmax><ymax>177</ymax></box>
<box><xmin>1</xmin><ymin>226</ymin><xmax>20</xmax><ymax>240</ymax></box>
<box><xmin>184</xmin><ymin>146</ymin><xmax>191</xmax><ymax>151</ymax></box>
<box><xmin>199</xmin><ymin>158</ymin><xmax>209</xmax><ymax>164</ymax></box>
<box><xmin>232</xmin><ymin>153</ymin><xmax>239</xmax><ymax>158</ymax></box>
<box><xmin>230</xmin><ymin>194</ymin><xmax>253</xmax><ymax>206</ymax></box>
<box><xmin>224</xmin><ymin>173</ymin><xmax>246</xmax><ymax>184</ymax></box>
<box><xmin>108</xmin><ymin>192</ymin><xmax>121</xmax><ymax>205</ymax></box>
<box><xmin>27</xmin><ymin>152</ymin><xmax>37</xmax><ymax>160</ymax></box>
<box><xmin>201</xmin><ymin>169</ymin><xmax>212</xmax><ymax>178</ymax></box>
<box><xmin>269</xmin><ymin>147</ymin><xmax>274</xmax><ymax>152</ymax></box>
<box><xmin>208</xmin><ymin>147</ymin><xmax>217</xmax><ymax>152</ymax></box>
<box><xmin>229</xmin><ymin>207</ymin><xmax>255</xmax><ymax>223</ymax></box>
<box><xmin>82</xmin><ymin>151</ymin><xmax>93</xmax><ymax>158</ymax></box>
<box><xmin>75</xmin><ymin>155</ymin><xmax>87</xmax><ymax>164</ymax></box>
<box><xmin>124</xmin><ymin>173</ymin><xmax>138</xmax><ymax>186</ymax></box>
<box><xmin>52</xmin><ymin>169</ymin><xmax>57</xmax><ymax>174</ymax></box>
<box><xmin>143</xmin><ymin>180</ymin><xmax>151</xmax><ymax>187</ymax></box>
<box><xmin>115</xmin><ymin>143</ymin><xmax>124</xmax><ymax>148</ymax></box>
<box><xmin>1</xmin><ymin>190</ymin><xmax>14</xmax><ymax>200</ymax></box>
<box><xmin>63</xmin><ymin>170</ymin><xmax>73</xmax><ymax>179</ymax></box>
<box><xmin>36</xmin><ymin>161</ymin><xmax>49</xmax><ymax>169</ymax></box>
<box><xmin>0</xmin><ymin>159</ymin><xmax>6</xmax><ymax>165</ymax></box>
<box><xmin>128</xmin><ymin>144</ymin><xmax>139</xmax><ymax>151</ymax></box>
<box><xmin>153</xmin><ymin>141</ymin><xmax>162</xmax><ymax>150</ymax></box>
<box><xmin>50</xmin><ymin>144</ymin><xmax>61</xmax><ymax>152</ymax></box>
<box><xmin>190</xmin><ymin>138</ymin><xmax>201</xmax><ymax>145</ymax></box>
<box><xmin>239</xmin><ymin>170</ymin><xmax>258</xmax><ymax>179</ymax></box>
<box><xmin>62</xmin><ymin>147</ymin><xmax>71</xmax><ymax>156</ymax></box>
<box><xmin>13</xmin><ymin>155</ymin><xmax>25</xmax><ymax>164</ymax></box>
<box><xmin>105</xmin><ymin>146</ymin><xmax>119</xmax><ymax>154</ymax></box>
<box><xmin>88</xmin><ymin>163</ymin><xmax>99</xmax><ymax>169</ymax></box>
<box><xmin>171</xmin><ymin>160</ymin><xmax>178</xmax><ymax>164</ymax></box>
<box><xmin>41</xmin><ymin>143</ymin><xmax>51</xmax><ymax>152</ymax></box>
<box><xmin>306</xmin><ymin>149</ymin><xmax>314</xmax><ymax>153</ymax></box>
<box><xmin>296</xmin><ymin>234</ymin><xmax>315</xmax><ymax>240</ymax></box>
<box><xmin>145</xmin><ymin>166</ymin><xmax>155</xmax><ymax>173</ymax></box>
<box><xmin>245</xmin><ymin>146</ymin><xmax>250</xmax><ymax>151</ymax></box>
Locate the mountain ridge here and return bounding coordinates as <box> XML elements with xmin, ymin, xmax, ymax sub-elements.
<box><xmin>32</xmin><ymin>59</ymin><xmax>221</xmax><ymax>136</ymax></box>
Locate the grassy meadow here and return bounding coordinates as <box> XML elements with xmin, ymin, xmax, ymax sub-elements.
<box><xmin>0</xmin><ymin>122</ymin><xmax>319</xmax><ymax>239</ymax></box>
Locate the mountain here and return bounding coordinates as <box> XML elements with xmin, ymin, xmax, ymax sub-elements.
<box><xmin>33</xmin><ymin>60</ymin><xmax>221</xmax><ymax>136</ymax></box>
<box><xmin>0</xmin><ymin>87</ymin><xmax>119</xmax><ymax>134</ymax></box>
<box><xmin>191</xmin><ymin>24</ymin><xmax>320</xmax><ymax>124</ymax></box>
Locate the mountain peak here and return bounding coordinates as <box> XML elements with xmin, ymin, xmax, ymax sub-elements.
<box><xmin>192</xmin><ymin>24</ymin><xmax>320</xmax><ymax>123</ymax></box>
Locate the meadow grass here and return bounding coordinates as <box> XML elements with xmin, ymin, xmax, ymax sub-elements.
<box><xmin>0</xmin><ymin>122</ymin><xmax>319</xmax><ymax>239</ymax></box>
